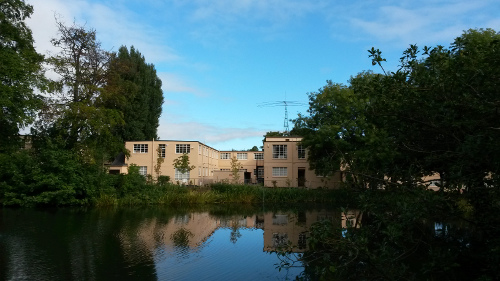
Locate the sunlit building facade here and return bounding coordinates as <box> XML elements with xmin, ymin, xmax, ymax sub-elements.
<box><xmin>109</xmin><ymin>136</ymin><xmax>343</xmax><ymax>188</ymax></box>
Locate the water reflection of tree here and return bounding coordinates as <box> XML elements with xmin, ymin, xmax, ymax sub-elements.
<box><xmin>0</xmin><ymin>208</ymin><xmax>163</xmax><ymax>281</ymax></box>
<box><xmin>230</xmin><ymin>225</ymin><xmax>242</xmax><ymax>244</ymax></box>
<box><xmin>171</xmin><ymin>227</ymin><xmax>194</xmax><ymax>248</ymax></box>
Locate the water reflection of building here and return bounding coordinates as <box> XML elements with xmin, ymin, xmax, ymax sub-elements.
<box><xmin>342</xmin><ymin>210</ymin><xmax>362</xmax><ymax>229</ymax></box>
<box><xmin>264</xmin><ymin>211</ymin><xmax>315</xmax><ymax>252</ymax></box>
<box><xmin>119</xmin><ymin>212</ymin><xmax>219</xmax><ymax>253</ymax></box>
<box><xmin>120</xmin><ymin>210</ymin><xmax>362</xmax><ymax>260</ymax></box>
<box><xmin>262</xmin><ymin>210</ymin><xmax>363</xmax><ymax>252</ymax></box>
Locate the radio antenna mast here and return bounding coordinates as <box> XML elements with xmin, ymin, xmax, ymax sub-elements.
<box><xmin>258</xmin><ymin>98</ymin><xmax>304</xmax><ymax>136</ymax></box>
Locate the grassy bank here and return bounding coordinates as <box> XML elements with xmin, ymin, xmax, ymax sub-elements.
<box><xmin>94</xmin><ymin>183</ymin><xmax>356</xmax><ymax>207</ymax></box>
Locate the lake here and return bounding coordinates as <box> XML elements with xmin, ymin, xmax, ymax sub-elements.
<box><xmin>0</xmin><ymin>204</ymin><xmax>348</xmax><ymax>280</ymax></box>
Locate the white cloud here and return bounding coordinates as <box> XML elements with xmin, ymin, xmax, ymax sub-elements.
<box><xmin>157</xmin><ymin>120</ymin><xmax>265</xmax><ymax>148</ymax></box>
<box><xmin>346</xmin><ymin>1</ymin><xmax>494</xmax><ymax>46</ymax></box>
<box><xmin>27</xmin><ymin>0</ymin><xmax>181</xmax><ymax>63</ymax></box>
<box><xmin>189</xmin><ymin>0</ymin><xmax>327</xmax><ymax>22</ymax></box>
<box><xmin>183</xmin><ymin>0</ymin><xmax>330</xmax><ymax>45</ymax></box>
<box><xmin>158</xmin><ymin>72</ymin><xmax>206</xmax><ymax>97</ymax></box>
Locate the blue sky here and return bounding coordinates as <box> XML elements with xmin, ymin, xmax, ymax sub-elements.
<box><xmin>27</xmin><ymin>0</ymin><xmax>500</xmax><ymax>150</ymax></box>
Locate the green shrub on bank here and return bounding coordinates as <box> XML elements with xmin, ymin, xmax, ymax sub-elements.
<box><xmin>1</xmin><ymin>150</ymin><xmax>355</xmax><ymax>207</ymax></box>
<box><xmin>91</xmin><ymin>182</ymin><xmax>356</xmax><ymax>207</ymax></box>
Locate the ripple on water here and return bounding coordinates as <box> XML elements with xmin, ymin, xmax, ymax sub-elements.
<box><xmin>154</xmin><ymin>228</ymin><xmax>303</xmax><ymax>281</ymax></box>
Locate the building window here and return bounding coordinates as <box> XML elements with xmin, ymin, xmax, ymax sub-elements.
<box><xmin>139</xmin><ymin>166</ymin><xmax>147</xmax><ymax>176</ymax></box>
<box><xmin>257</xmin><ymin>167</ymin><xmax>264</xmax><ymax>178</ymax></box>
<box><xmin>254</xmin><ymin>153</ymin><xmax>264</xmax><ymax>160</ymax></box>
<box><xmin>298</xmin><ymin>232</ymin><xmax>307</xmax><ymax>249</ymax></box>
<box><xmin>199</xmin><ymin>144</ymin><xmax>201</xmax><ymax>154</ymax></box>
<box><xmin>272</xmin><ymin>145</ymin><xmax>287</xmax><ymax>159</ymax></box>
<box><xmin>273</xmin><ymin>214</ymin><xmax>289</xmax><ymax>225</ymax></box>
<box><xmin>175</xmin><ymin>168</ymin><xmax>190</xmax><ymax>181</ymax></box>
<box><xmin>133</xmin><ymin>144</ymin><xmax>148</xmax><ymax>153</ymax></box>
<box><xmin>158</xmin><ymin>144</ymin><xmax>166</xmax><ymax>158</ymax></box>
<box><xmin>298</xmin><ymin>145</ymin><xmax>306</xmax><ymax>159</ymax></box>
<box><xmin>272</xmin><ymin>233</ymin><xmax>289</xmax><ymax>248</ymax></box>
<box><xmin>176</xmin><ymin>144</ymin><xmax>190</xmax><ymax>154</ymax></box>
<box><xmin>237</xmin><ymin>153</ymin><xmax>247</xmax><ymax>160</ymax></box>
<box><xmin>272</xmin><ymin>167</ymin><xmax>287</xmax><ymax>177</ymax></box>
<box><xmin>220</xmin><ymin>152</ymin><xmax>231</xmax><ymax>159</ymax></box>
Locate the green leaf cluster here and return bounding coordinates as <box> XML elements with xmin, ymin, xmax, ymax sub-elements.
<box><xmin>293</xmin><ymin>28</ymin><xmax>500</xmax><ymax>280</ymax></box>
<box><xmin>0</xmin><ymin>4</ymin><xmax>165</xmax><ymax>206</ymax></box>
<box><xmin>295</xmin><ymin>28</ymin><xmax>500</xmax><ymax>191</ymax></box>
<box><xmin>173</xmin><ymin>153</ymin><xmax>195</xmax><ymax>174</ymax></box>
<box><xmin>105</xmin><ymin>46</ymin><xmax>164</xmax><ymax>141</ymax></box>
<box><xmin>0</xmin><ymin>137</ymin><xmax>105</xmax><ymax>206</ymax></box>
<box><xmin>0</xmin><ymin>0</ymin><xmax>44</xmax><ymax>151</ymax></box>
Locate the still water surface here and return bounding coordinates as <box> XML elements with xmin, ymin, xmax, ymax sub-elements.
<box><xmin>0</xmin><ymin>205</ymin><xmax>346</xmax><ymax>280</ymax></box>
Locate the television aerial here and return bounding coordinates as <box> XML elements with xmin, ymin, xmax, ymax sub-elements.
<box><xmin>258</xmin><ymin>100</ymin><xmax>305</xmax><ymax>136</ymax></box>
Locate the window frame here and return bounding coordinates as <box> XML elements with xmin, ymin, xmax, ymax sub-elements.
<box><xmin>138</xmin><ymin>166</ymin><xmax>147</xmax><ymax>176</ymax></box>
<box><xmin>297</xmin><ymin>145</ymin><xmax>306</xmax><ymax>159</ymax></box>
<box><xmin>254</xmin><ymin>153</ymin><xmax>264</xmax><ymax>160</ymax></box>
<box><xmin>158</xmin><ymin>144</ymin><xmax>166</xmax><ymax>158</ymax></box>
<box><xmin>272</xmin><ymin>145</ymin><xmax>287</xmax><ymax>159</ymax></box>
<box><xmin>176</xmin><ymin>144</ymin><xmax>191</xmax><ymax>154</ymax></box>
<box><xmin>220</xmin><ymin>152</ymin><xmax>231</xmax><ymax>159</ymax></box>
<box><xmin>272</xmin><ymin>167</ymin><xmax>288</xmax><ymax>177</ymax></box>
<box><xmin>236</xmin><ymin>153</ymin><xmax>248</xmax><ymax>160</ymax></box>
<box><xmin>175</xmin><ymin>168</ymin><xmax>190</xmax><ymax>181</ymax></box>
<box><xmin>257</xmin><ymin>167</ymin><xmax>264</xmax><ymax>178</ymax></box>
<box><xmin>133</xmin><ymin>144</ymin><xmax>148</xmax><ymax>153</ymax></box>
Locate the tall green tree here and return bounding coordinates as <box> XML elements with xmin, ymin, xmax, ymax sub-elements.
<box><xmin>296</xmin><ymin>28</ymin><xmax>500</xmax><ymax>191</ymax></box>
<box><xmin>293</xmin><ymin>29</ymin><xmax>500</xmax><ymax>280</ymax></box>
<box><xmin>0</xmin><ymin>0</ymin><xmax>44</xmax><ymax>150</ymax></box>
<box><xmin>41</xmin><ymin>20</ymin><xmax>124</xmax><ymax>163</ymax></box>
<box><xmin>105</xmin><ymin>46</ymin><xmax>163</xmax><ymax>141</ymax></box>
<box><xmin>367</xmin><ymin>29</ymin><xmax>500</xmax><ymax>190</ymax></box>
<box><xmin>293</xmin><ymin>77</ymin><xmax>399</xmax><ymax>188</ymax></box>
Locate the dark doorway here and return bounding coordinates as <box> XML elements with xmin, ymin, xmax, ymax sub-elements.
<box><xmin>244</xmin><ymin>172</ymin><xmax>252</xmax><ymax>184</ymax></box>
<box><xmin>298</xmin><ymin>168</ymin><xmax>306</xmax><ymax>187</ymax></box>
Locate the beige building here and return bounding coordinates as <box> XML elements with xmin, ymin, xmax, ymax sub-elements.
<box><xmin>262</xmin><ymin>137</ymin><xmax>342</xmax><ymax>188</ymax></box>
<box><xmin>109</xmin><ymin>136</ymin><xmax>342</xmax><ymax>188</ymax></box>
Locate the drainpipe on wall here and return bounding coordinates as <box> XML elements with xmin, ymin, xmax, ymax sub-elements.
<box><xmin>152</xmin><ymin>138</ymin><xmax>155</xmax><ymax>178</ymax></box>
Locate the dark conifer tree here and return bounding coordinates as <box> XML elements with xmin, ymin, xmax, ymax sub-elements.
<box><xmin>106</xmin><ymin>46</ymin><xmax>164</xmax><ymax>141</ymax></box>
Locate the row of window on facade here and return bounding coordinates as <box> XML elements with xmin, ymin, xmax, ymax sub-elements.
<box><xmin>200</xmin><ymin>167</ymin><xmax>286</xmax><ymax>177</ymax></box>
<box><xmin>133</xmin><ymin>144</ymin><xmax>200</xmax><ymax>157</ymax></box>
<box><xmin>136</xmin><ymin>166</ymin><xmax>286</xmax><ymax>178</ymax></box>
<box><xmin>136</xmin><ymin>165</ymin><xmax>191</xmax><ymax>180</ymax></box>
<box><xmin>272</xmin><ymin>145</ymin><xmax>306</xmax><ymax>159</ymax></box>
<box><xmin>221</xmin><ymin>145</ymin><xmax>306</xmax><ymax>160</ymax></box>
<box><xmin>198</xmin><ymin>144</ymin><xmax>218</xmax><ymax>158</ymax></box>
<box><xmin>134</xmin><ymin>144</ymin><xmax>306</xmax><ymax>160</ymax></box>
<box><xmin>216</xmin><ymin>167</ymin><xmax>286</xmax><ymax>177</ymax></box>
<box><xmin>220</xmin><ymin>152</ymin><xmax>263</xmax><ymax>160</ymax></box>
